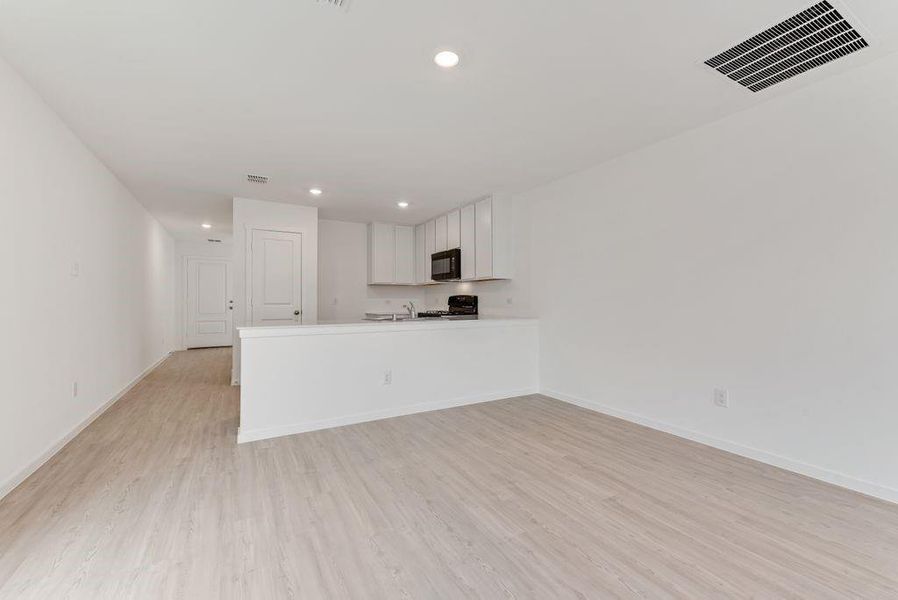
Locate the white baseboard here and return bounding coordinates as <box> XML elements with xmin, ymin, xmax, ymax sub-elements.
<box><xmin>237</xmin><ymin>387</ymin><xmax>538</xmax><ymax>444</ymax></box>
<box><xmin>542</xmin><ymin>389</ymin><xmax>898</xmax><ymax>506</ymax></box>
<box><xmin>0</xmin><ymin>352</ymin><xmax>172</xmax><ymax>501</ymax></box>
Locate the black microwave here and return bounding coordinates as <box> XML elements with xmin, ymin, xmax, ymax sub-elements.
<box><xmin>431</xmin><ymin>248</ymin><xmax>461</xmax><ymax>281</ymax></box>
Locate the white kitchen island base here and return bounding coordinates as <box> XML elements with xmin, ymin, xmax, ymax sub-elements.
<box><xmin>237</xmin><ymin>318</ymin><xmax>539</xmax><ymax>443</ymax></box>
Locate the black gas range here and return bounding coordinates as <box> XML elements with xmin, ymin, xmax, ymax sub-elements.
<box><xmin>417</xmin><ymin>295</ymin><xmax>478</xmax><ymax>320</ymax></box>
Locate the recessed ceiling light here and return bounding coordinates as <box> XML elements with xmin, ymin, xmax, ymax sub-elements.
<box><xmin>397</xmin><ymin>201</ymin><xmax>409</xmax><ymax>208</ymax></box>
<box><xmin>434</xmin><ymin>51</ymin><xmax>459</xmax><ymax>68</ymax></box>
<box><xmin>309</xmin><ymin>188</ymin><xmax>323</xmax><ymax>196</ymax></box>
<box><xmin>201</xmin><ymin>223</ymin><xmax>212</xmax><ymax>229</ymax></box>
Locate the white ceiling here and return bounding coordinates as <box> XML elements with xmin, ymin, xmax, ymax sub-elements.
<box><xmin>1</xmin><ymin>0</ymin><xmax>897</xmax><ymax>240</ymax></box>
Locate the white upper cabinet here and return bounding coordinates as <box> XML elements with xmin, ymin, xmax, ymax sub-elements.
<box><xmin>490</xmin><ymin>193</ymin><xmax>514</xmax><ymax>279</ymax></box>
<box><xmin>435</xmin><ymin>214</ymin><xmax>448</xmax><ymax>252</ymax></box>
<box><xmin>474</xmin><ymin>198</ymin><xmax>493</xmax><ymax>279</ymax></box>
<box><xmin>425</xmin><ymin>220</ymin><xmax>436</xmax><ymax>281</ymax></box>
<box><xmin>414</xmin><ymin>223</ymin><xmax>427</xmax><ymax>284</ymax></box>
<box><xmin>369</xmin><ymin>223</ymin><xmax>418</xmax><ymax>285</ymax></box>
<box><xmin>447</xmin><ymin>209</ymin><xmax>460</xmax><ymax>249</ymax></box>
<box><xmin>370</xmin><ymin>193</ymin><xmax>511</xmax><ymax>286</ymax></box>
<box><xmin>473</xmin><ymin>193</ymin><xmax>513</xmax><ymax>280</ymax></box>
<box><xmin>460</xmin><ymin>203</ymin><xmax>476</xmax><ymax>280</ymax></box>
<box><xmin>368</xmin><ymin>223</ymin><xmax>396</xmax><ymax>284</ymax></box>
<box><xmin>395</xmin><ymin>225</ymin><xmax>415</xmax><ymax>285</ymax></box>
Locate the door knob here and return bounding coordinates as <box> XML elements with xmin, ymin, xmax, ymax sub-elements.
<box><xmin>294</xmin><ymin>310</ymin><xmax>301</xmax><ymax>316</ymax></box>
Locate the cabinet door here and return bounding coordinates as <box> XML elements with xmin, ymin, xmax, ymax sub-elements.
<box><xmin>475</xmin><ymin>198</ymin><xmax>493</xmax><ymax>279</ymax></box>
<box><xmin>415</xmin><ymin>223</ymin><xmax>427</xmax><ymax>284</ymax></box>
<box><xmin>460</xmin><ymin>204</ymin><xmax>476</xmax><ymax>280</ymax></box>
<box><xmin>425</xmin><ymin>220</ymin><xmax>436</xmax><ymax>281</ymax></box>
<box><xmin>370</xmin><ymin>223</ymin><xmax>395</xmax><ymax>284</ymax></box>
<box><xmin>435</xmin><ymin>214</ymin><xmax>448</xmax><ymax>252</ymax></box>
<box><xmin>447</xmin><ymin>209</ymin><xmax>460</xmax><ymax>249</ymax></box>
<box><xmin>395</xmin><ymin>225</ymin><xmax>415</xmax><ymax>285</ymax></box>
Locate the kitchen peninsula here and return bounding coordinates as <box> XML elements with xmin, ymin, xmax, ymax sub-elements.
<box><xmin>237</xmin><ymin>317</ymin><xmax>538</xmax><ymax>443</ymax></box>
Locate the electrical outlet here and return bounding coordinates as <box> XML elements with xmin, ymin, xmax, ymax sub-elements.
<box><xmin>71</xmin><ymin>262</ymin><xmax>80</xmax><ymax>277</ymax></box>
<box><xmin>383</xmin><ymin>370</ymin><xmax>392</xmax><ymax>385</ymax></box>
<box><xmin>713</xmin><ymin>388</ymin><xmax>729</xmax><ymax>408</ymax></box>
<box><xmin>73</xmin><ymin>381</ymin><xmax>79</xmax><ymax>398</ymax></box>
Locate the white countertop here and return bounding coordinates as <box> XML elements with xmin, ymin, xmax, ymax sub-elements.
<box><xmin>238</xmin><ymin>317</ymin><xmax>538</xmax><ymax>338</ymax></box>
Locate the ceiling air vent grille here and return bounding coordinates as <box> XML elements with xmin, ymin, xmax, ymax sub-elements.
<box><xmin>317</xmin><ymin>0</ymin><xmax>351</xmax><ymax>11</ymax></box>
<box><xmin>705</xmin><ymin>1</ymin><xmax>869</xmax><ymax>92</ymax></box>
<box><xmin>246</xmin><ymin>174</ymin><xmax>270</xmax><ymax>184</ymax></box>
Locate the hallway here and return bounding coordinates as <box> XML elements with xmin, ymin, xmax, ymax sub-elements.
<box><xmin>0</xmin><ymin>349</ymin><xmax>238</xmax><ymax>598</ymax></box>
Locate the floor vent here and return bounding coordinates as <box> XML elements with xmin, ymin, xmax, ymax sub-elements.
<box><xmin>705</xmin><ymin>1</ymin><xmax>869</xmax><ymax>92</ymax></box>
<box><xmin>246</xmin><ymin>174</ymin><xmax>270</xmax><ymax>184</ymax></box>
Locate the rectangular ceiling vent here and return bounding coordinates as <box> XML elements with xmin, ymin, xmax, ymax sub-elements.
<box><xmin>317</xmin><ymin>0</ymin><xmax>351</xmax><ymax>11</ymax></box>
<box><xmin>246</xmin><ymin>174</ymin><xmax>270</xmax><ymax>184</ymax></box>
<box><xmin>705</xmin><ymin>1</ymin><xmax>869</xmax><ymax>92</ymax></box>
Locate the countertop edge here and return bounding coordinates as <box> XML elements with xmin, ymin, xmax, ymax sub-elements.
<box><xmin>238</xmin><ymin>318</ymin><xmax>539</xmax><ymax>339</ymax></box>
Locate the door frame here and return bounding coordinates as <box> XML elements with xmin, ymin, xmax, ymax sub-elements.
<box><xmin>182</xmin><ymin>255</ymin><xmax>234</xmax><ymax>349</ymax></box>
<box><xmin>244</xmin><ymin>226</ymin><xmax>304</xmax><ymax>327</ymax></box>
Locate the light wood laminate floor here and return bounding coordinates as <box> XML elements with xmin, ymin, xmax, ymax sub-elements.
<box><xmin>2</xmin><ymin>348</ymin><xmax>898</xmax><ymax>599</ymax></box>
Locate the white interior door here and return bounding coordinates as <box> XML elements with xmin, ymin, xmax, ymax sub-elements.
<box><xmin>251</xmin><ymin>229</ymin><xmax>303</xmax><ymax>325</ymax></box>
<box><xmin>185</xmin><ymin>257</ymin><xmax>233</xmax><ymax>348</ymax></box>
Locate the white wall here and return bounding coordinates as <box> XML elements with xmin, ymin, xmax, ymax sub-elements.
<box><xmin>318</xmin><ymin>219</ymin><xmax>425</xmax><ymax>321</ymax></box>
<box><xmin>0</xmin><ymin>56</ymin><xmax>175</xmax><ymax>498</ymax></box>
<box><xmin>232</xmin><ymin>197</ymin><xmax>318</xmax><ymax>383</ymax></box>
<box><xmin>174</xmin><ymin>240</ymin><xmax>233</xmax><ymax>350</ymax></box>
<box><xmin>527</xmin><ymin>52</ymin><xmax>898</xmax><ymax>502</ymax></box>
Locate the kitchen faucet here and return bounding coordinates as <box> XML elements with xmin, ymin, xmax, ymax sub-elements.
<box><xmin>404</xmin><ymin>301</ymin><xmax>417</xmax><ymax>318</ymax></box>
